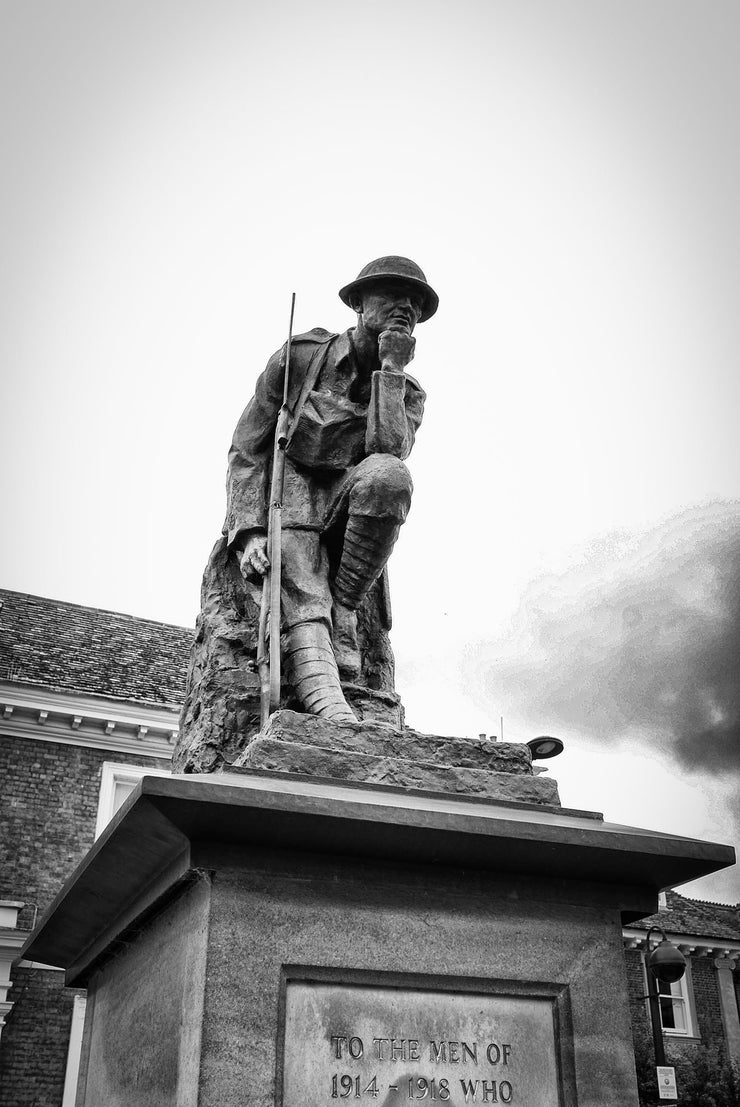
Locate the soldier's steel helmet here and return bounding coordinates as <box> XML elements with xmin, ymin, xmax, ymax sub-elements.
<box><xmin>339</xmin><ymin>256</ymin><xmax>439</xmax><ymax>322</ymax></box>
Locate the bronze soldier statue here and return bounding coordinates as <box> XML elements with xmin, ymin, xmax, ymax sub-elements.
<box><xmin>174</xmin><ymin>257</ymin><xmax>438</xmax><ymax>770</ymax></box>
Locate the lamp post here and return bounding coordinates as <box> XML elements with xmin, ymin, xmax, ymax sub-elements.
<box><xmin>644</xmin><ymin>925</ymin><xmax>686</xmax><ymax>1073</ymax></box>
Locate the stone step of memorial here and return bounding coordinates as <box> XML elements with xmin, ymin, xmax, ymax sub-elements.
<box><xmin>230</xmin><ymin>710</ymin><xmax>561</xmax><ymax>807</ymax></box>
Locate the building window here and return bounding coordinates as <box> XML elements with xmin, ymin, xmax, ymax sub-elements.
<box><xmin>658</xmin><ymin>977</ymin><xmax>689</xmax><ymax>1033</ymax></box>
<box><xmin>645</xmin><ymin>956</ymin><xmax>696</xmax><ymax>1038</ymax></box>
<box><xmin>95</xmin><ymin>761</ymin><xmax>170</xmax><ymax>839</ymax></box>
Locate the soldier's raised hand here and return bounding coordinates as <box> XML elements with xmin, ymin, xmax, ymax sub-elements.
<box><xmin>239</xmin><ymin>532</ymin><xmax>270</xmax><ymax>580</ymax></box>
<box><xmin>379</xmin><ymin>329</ymin><xmax>416</xmax><ymax>374</ymax></box>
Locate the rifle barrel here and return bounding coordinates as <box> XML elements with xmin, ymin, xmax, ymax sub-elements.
<box><xmin>258</xmin><ymin>293</ymin><xmax>296</xmax><ymax>728</ymax></box>
<box><xmin>283</xmin><ymin>293</ymin><xmax>296</xmax><ymax>406</ymax></box>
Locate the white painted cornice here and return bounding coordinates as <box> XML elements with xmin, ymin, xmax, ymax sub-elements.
<box><xmin>0</xmin><ymin>930</ymin><xmax>26</xmax><ymax>955</ymax></box>
<box><xmin>0</xmin><ymin>928</ymin><xmax>27</xmax><ymax>1040</ymax></box>
<box><xmin>623</xmin><ymin>925</ymin><xmax>740</xmax><ymax>963</ymax></box>
<box><xmin>0</xmin><ymin>680</ymin><xmax>177</xmax><ymax>760</ymax></box>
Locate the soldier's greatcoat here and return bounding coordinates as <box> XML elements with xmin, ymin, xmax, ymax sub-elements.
<box><xmin>224</xmin><ymin>327</ymin><xmax>425</xmax><ymax>544</ymax></box>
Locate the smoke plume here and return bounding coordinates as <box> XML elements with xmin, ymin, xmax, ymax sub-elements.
<box><xmin>475</xmin><ymin>502</ymin><xmax>740</xmax><ymax>775</ymax></box>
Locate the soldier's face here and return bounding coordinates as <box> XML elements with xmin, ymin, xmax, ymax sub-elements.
<box><xmin>357</xmin><ymin>283</ymin><xmax>424</xmax><ymax>336</ymax></box>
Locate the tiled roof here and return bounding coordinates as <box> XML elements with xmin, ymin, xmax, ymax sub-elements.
<box><xmin>0</xmin><ymin>589</ymin><xmax>193</xmax><ymax>709</ymax></box>
<box><xmin>634</xmin><ymin>890</ymin><xmax>740</xmax><ymax>941</ymax></box>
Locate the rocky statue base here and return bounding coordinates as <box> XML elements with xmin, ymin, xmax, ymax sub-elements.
<box><xmin>232</xmin><ymin>710</ymin><xmax>560</xmax><ymax>806</ymax></box>
<box><xmin>22</xmin><ymin>721</ymin><xmax>734</xmax><ymax>1107</ymax></box>
<box><xmin>173</xmin><ymin>543</ymin><xmax>404</xmax><ymax>774</ymax></box>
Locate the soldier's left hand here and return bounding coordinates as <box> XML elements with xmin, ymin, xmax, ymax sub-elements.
<box><xmin>239</xmin><ymin>532</ymin><xmax>270</xmax><ymax>580</ymax></box>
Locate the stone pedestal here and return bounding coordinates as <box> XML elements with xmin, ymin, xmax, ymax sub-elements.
<box><xmin>23</xmin><ymin>769</ymin><xmax>734</xmax><ymax>1107</ymax></box>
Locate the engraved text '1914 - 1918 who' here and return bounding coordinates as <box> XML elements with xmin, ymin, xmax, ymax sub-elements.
<box><xmin>282</xmin><ymin>983</ymin><xmax>562</xmax><ymax>1107</ymax></box>
<box><xmin>330</xmin><ymin>1033</ymin><xmax>514</xmax><ymax>1102</ymax></box>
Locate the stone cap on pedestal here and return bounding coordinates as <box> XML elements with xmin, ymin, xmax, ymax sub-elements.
<box><xmin>22</xmin><ymin>770</ymin><xmax>735</xmax><ymax>985</ymax></box>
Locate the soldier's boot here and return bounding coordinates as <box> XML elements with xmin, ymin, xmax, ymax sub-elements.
<box><xmin>331</xmin><ymin>515</ymin><xmax>401</xmax><ymax>677</ymax></box>
<box><xmin>284</xmin><ymin>621</ymin><xmax>357</xmax><ymax>723</ymax></box>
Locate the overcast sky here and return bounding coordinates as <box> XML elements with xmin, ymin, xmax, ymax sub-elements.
<box><xmin>1</xmin><ymin>1</ymin><xmax>739</xmax><ymax>900</ymax></box>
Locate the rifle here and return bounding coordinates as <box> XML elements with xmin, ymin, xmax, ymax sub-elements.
<box><xmin>256</xmin><ymin>292</ymin><xmax>296</xmax><ymax>730</ymax></box>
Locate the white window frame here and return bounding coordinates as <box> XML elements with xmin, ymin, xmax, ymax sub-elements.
<box><xmin>95</xmin><ymin>761</ymin><xmax>170</xmax><ymax>839</ymax></box>
<box><xmin>643</xmin><ymin>954</ymin><xmax>698</xmax><ymax>1038</ymax></box>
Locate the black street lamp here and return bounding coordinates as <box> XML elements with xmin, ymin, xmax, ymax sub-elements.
<box><xmin>526</xmin><ymin>736</ymin><xmax>564</xmax><ymax>760</ymax></box>
<box><xmin>644</xmin><ymin>925</ymin><xmax>687</xmax><ymax>1069</ymax></box>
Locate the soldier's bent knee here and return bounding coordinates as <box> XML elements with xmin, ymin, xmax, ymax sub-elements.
<box><xmin>350</xmin><ymin>454</ymin><xmax>413</xmax><ymax>521</ymax></box>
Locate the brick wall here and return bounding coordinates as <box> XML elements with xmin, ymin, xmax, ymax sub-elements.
<box><xmin>624</xmin><ymin>946</ymin><xmax>730</xmax><ymax>1067</ymax></box>
<box><xmin>0</xmin><ymin>968</ymin><xmax>83</xmax><ymax>1107</ymax></box>
<box><xmin>0</xmin><ymin>734</ymin><xmax>169</xmax><ymax>923</ymax></box>
<box><xmin>688</xmin><ymin>957</ymin><xmax>725</xmax><ymax>1049</ymax></box>
<box><xmin>0</xmin><ymin>733</ymin><xmax>170</xmax><ymax>1106</ymax></box>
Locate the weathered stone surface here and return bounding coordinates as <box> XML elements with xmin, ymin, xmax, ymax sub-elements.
<box><xmin>343</xmin><ymin>685</ymin><xmax>403</xmax><ymax>729</ymax></box>
<box><xmin>174</xmin><ymin>259</ymin><xmax>445</xmax><ymax>768</ymax></box>
<box><xmin>45</xmin><ymin>774</ymin><xmax>700</xmax><ymax>1106</ymax></box>
<box><xmin>253</xmin><ymin>709</ymin><xmax>532</xmax><ymax>773</ymax></box>
<box><xmin>234</xmin><ymin>736</ymin><xmax>560</xmax><ymax>807</ymax></box>
<box><xmin>229</xmin><ymin>710</ymin><xmax>557</xmax><ymax>806</ymax></box>
<box><xmin>172</xmin><ymin>544</ymin><xmax>402</xmax><ymax>774</ymax></box>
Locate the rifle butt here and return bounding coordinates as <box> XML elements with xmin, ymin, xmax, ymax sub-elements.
<box><xmin>256</xmin><ymin>573</ymin><xmax>271</xmax><ymax>731</ymax></box>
